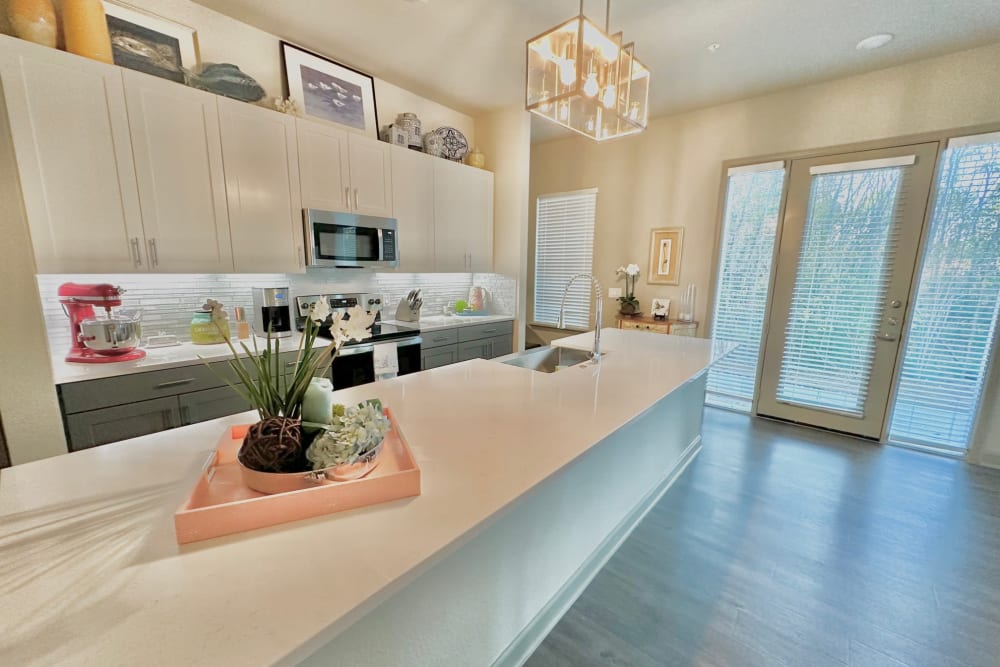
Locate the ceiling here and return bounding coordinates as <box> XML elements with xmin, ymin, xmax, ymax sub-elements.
<box><xmin>193</xmin><ymin>0</ymin><xmax>1000</xmax><ymax>141</ymax></box>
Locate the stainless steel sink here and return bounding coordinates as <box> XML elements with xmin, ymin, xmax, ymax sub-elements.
<box><xmin>497</xmin><ymin>346</ymin><xmax>596</xmax><ymax>373</ymax></box>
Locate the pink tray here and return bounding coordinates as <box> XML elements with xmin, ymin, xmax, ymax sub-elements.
<box><xmin>174</xmin><ymin>409</ymin><xmax>420</xmax><ymax>544</ymax></box>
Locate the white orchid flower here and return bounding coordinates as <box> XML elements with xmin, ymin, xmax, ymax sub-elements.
<box><xmin>616</xmin><ymin>265</ymin><xmax>627</xmax><ymax>275</ymax></box>
<box><xmin>339</xmin><ymin>305</ymin><xmax>376</xmax><ymax>343</ymax></box>
<box><xmin>309</xmin><ymin>299</ymin><xmax>332</xmax><ymax>324</ymax></box>
<box><xmin>626</xmin><ymin>263</ymin><xmax>640</xmax><ymax>276</ymax></box>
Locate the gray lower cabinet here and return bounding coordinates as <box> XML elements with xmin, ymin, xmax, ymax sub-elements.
<box><xmin>179</xmin><ymin>386</ymin><xmax>253</xmax><ymax>425</ymax></box>
<box><xmin>422</xmin><ymin>346</ymin><xmax>459</xmax><ymax>369</ymax></box>
<box><xmin>64</xmin><ymin>397</ymin><xmax>181</xmax><ymax>452</ymax></box>
<box><xmin>422</xmin><ymin>321</ymin><xmax>514</xmax><ymax>369</ymax></box>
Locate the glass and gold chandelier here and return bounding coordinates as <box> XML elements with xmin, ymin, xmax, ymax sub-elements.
<box><xmin>525</xmin><ymin>0</ymin><xmax>650</xmax><ymax>141</ymax></box>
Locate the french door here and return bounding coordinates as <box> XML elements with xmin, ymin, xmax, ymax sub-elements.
<box><xmin>757</xmin><ymin>143</ymin><xmax>939</xmax><ymax>438</ymax></box>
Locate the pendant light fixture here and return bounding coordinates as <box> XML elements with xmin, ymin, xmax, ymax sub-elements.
<box><xmin>525</xmin><ymin>0</ymin><xmax>650</xmax><ymax>141</ymax></box>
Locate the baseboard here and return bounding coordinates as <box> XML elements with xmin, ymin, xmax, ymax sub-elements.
<box><xmin>975</xmin><ymin>451</ymin><xmax>1000</xmax><ymax>469</ymax></box>
<box><xmin>491</xmin><ymin>435</ymin><xmax>702</xmax><ymax>667</ymax></box>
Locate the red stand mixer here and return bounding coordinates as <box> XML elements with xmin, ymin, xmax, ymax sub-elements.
<box><xmin>59</xmin><ymin>283</ymin><xmax>146</xmax><ymax>364</ymax></box>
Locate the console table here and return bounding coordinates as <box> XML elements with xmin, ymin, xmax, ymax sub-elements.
<box><xmin>616</xmin><ymin>315</ymin><xmax>698</xmax><ymax>336</ymax></box>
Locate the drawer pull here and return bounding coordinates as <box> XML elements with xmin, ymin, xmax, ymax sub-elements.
<box><xmin>286</xmin><ymin>361</ymin><xmax>297</xmax><ymax>367</ymax></box>
<box><xmin>432</xmin><ymin>336</ymin><xmax>450</xmax><ymax>342</ymax></box>
<box><xmin>155</xmin><ymin>378</ymin><xmax>196</xmax><ymax>389</ymax></box>
<box><xmin>482</xmin><ymin>328</ymin><xmax>497</xmax><ymax>334</ymax></box>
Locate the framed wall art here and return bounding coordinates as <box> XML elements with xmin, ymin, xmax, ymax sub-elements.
<box><xmin>102</xmin><ymin>1</ymin><xmax>200</xmax><ymax>83</ymax></box>
<box><xmin>281</xmin><ymin>41</ymin><xmax>378</xmax><ymax>137</ymax></box>
<box><xmin>648</xmin><ymin>227</ymin><xmax>684</xmax><ymax>285</ymax></box>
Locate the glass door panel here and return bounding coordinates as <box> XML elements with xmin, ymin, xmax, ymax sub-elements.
<box><xmin>758</xmin><ymin>143</ymin><xmax>939</xmax><ymax>438</ymax></box>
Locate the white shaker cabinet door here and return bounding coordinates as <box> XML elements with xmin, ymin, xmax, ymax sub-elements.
<box><xmin>465</xmin><ymin>168</ymin><xmax>494</xmax><ymax>273</ymax></box>
<box><xmin>0</xmin><ymin>37</ymin><xmax>143</xmax><ymax>272</ymax></box>
<box><xmin>390</xmin><ymin>146</ymin><xmax>435</xmax><ymax>272</ymax></box>
<box><xmin>218</xmin><ymin>97</ymin><xmax>304</xmax><ymax>273</ymax></box>
<box><xmin>297</xmin><ymin>117</ymin><xmax>350</xmax><ymax>213</ymax></box>
<box><xmin>123</xmin><ymin>70</ymin><xmax>233</xmax><ymax>273</ymax></box>
<box><xmin>433</xmin><ymin>159</ymin><xmax>493</xmax><ymax>272</ymax></box>
<box><xmin>348</xmin><ymin>133</ymin><xmax>393</xmax><ymax>217</ymax></box>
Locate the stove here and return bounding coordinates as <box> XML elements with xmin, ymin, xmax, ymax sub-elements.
<box><xmin>294</xmin><ymin>293</ymin><xmax>420</xmax><ymax>345</ymax></box>
<box><xmin>294</xmin><ymin>293</ymin><xmax>423</xmax><ymax>387</ymax></box>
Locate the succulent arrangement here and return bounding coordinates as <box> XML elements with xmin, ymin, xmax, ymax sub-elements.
<box><xmin>211</xmin><ymin>300</ymin><xmax>380</xmax><ymax>476</ymax></box>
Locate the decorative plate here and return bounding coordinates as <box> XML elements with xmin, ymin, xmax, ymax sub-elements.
<box><xmin>430</xmin><ymin>126</ymin><xmax>469</xmax><ymax>161</ymax></box>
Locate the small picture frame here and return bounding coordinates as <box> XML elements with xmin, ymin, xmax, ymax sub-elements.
<box><xmin>648</xmin><ymin>227</ymin><xmax>684</xmax><ymax>285</ymax></box>
<box><xmin>651</xmin><ymin>298</ymin><xmax>671</xmax><ymax>320</ymax></box>
<box><xmin>281</xmin><ymin>41</ymin><xmax>378</xmax><ymax>138</ymax></box>
<box><xmin>102</xmin><ymin>1</ymin><xmax>200</xmax><ymax>83</ymax></box>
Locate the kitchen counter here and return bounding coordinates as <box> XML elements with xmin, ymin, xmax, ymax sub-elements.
<box><xmin>50</xmin><ymin>318</ymin><xmax>513</xmax><ymax>384</ymax></box>
<box><xmin>382</xmin><ymin>313</ymin><xmax>514</xmax><ymax>332</ymax></box>
<box><xmin>2</xmin><ymin>329</ymin><xmax>733</xmax><ymax>666</ymax></box>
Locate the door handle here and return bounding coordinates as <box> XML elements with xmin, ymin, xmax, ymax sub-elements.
<box><xmin>130</xmin><ymin>237</ymin><xmax>142</xmax><ymax>267</ymax></box>
<box><xmin>297</xmin><ymin>244</ymin><xmax>304</xmax><ymax>268</ymax></box>
<box><xmin>344</xmin><ymin>186</ymin><xmax>350</xmax><ymax>208</ymax></box>
<box><xmin>147</xmin><ymin>238</ymin><xmax>159</xmax><ymax>267</ymax></box>
<box><xmin>354</xmin><ymin>188</ymin><xmax>360</xmax><ymax>210</ymax></box>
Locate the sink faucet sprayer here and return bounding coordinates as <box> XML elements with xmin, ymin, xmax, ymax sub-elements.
<box><xmin>557</xmin><ymin>273</ymin><xmax>603</xmax><ymax>361</ymax></box>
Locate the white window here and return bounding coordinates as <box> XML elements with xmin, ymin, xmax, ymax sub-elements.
<box><xmin>889</xmin><ymin>132</ymin><xmax>1000</xmax><ymax>451</ymax></box>
<box><xmin>707</xmin><ymin>161</ymin><xmax>786</xmax><ymax>411</ymax></box>
<box><xmin>533</xmin><ymin>189</ymin><xmax>597</xmax><ymax>328</ymax></box>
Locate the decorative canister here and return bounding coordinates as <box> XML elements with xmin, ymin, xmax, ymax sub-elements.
<box><xmin>62</xmin><ymin>0</ymin><xmax>113</xmax><ymax>64</ymax></box>
<box><xmin>6</xmin><ymin>0</ymin><xmax>58</xmax><ymax>48</ymax></box>
<box><xmin>466</xmin><ymin>147</ymin><xmax>486</xmax><ymax>169</ymax></box>
<box><xmin>395</xmin><ymin>112</ymin><xmax>422</xmax><ymax>149</ymax></box>
<box><xmin>190</xmin><ymin>309</ymin><xmax>229</xmax><ymax>345</ymax></box>
<box><xmin>302</xmin><ymin>377</ymin><xmax>335</xmax><ymax>427</ymax></box>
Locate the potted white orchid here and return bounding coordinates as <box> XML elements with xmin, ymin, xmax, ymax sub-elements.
<box><xmin>616</xmin><ymin>263</ymin><xmax>641</xmax><ymax>316</ymax></box>
<box><xmin>212</xmin><ymin>300</ymin><xmax>377</xmax><ymax>488</ymax></box>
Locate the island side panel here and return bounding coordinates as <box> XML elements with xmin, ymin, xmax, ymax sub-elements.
<box><xmin>291</xmin><ymin>374</ymin><xmax>707</xmax><ymax>667</ymax></box>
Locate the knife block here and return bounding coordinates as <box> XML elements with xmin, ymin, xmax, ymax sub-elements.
<box><xmin>394</xmin><ymin>299</ymin><xmax>421</xmax><ymax>322</ymax></box>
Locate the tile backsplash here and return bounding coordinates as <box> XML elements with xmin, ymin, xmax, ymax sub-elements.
<box><xmin>38</xmin><ymin>271</ymin><xmax>517</xmax><ymax>355</ymax></box>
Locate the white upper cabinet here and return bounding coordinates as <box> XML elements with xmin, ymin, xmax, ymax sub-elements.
<box><xmin>0</xmin><ymin>36</ymin><xmax>143</xmax><ymax>273</ymax></box>
<box><xmin>433</xmin><ymin>158</ymin><xmax>493</xmax><ymax>272</ymax></box>
<box><xmin>390</xmin><ymin>146</ymin><xmax>435</xmax><ymax>272</ymax></box>
<box><xmin>297</xmin><ymin>117</ymin><xmax>350</xmax><ymax>213</ymax></box>
<box><xmin>123</xmin><ymin>70</ymin><xmax>233</xmax><ymax>273</ymax></box>
<box><xmin>296</xmin><ymin>120</ymin><xmax>392</xmax><ymax>217</ymax></box>
<box><xmin>218</xmin><ymin>97</ymin><xmax>304</xmax><ymax>273</ymax></box>
<box><xmin>348</xmin><ymin>133</ymin><xmax>392</xmax><ymax>217</ymax></box>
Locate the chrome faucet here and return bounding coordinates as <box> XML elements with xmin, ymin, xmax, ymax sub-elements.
<box><xmin>558</xmin><ymin>273</ymin><xmax>604</xmax><ymax>361</ymax></box>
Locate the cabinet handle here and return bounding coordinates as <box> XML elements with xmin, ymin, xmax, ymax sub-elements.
<box><xmin>482</xmin><ymin>328</ymin><xmax>497</xmax><ymax>334</ymax></box>
<box><xmin>147</xmin><ymin>238</ymin><xmax>159</xmax><ymax>267</ymax></box>
<box><xmin>432</xmin><ymin>336</ymin><xmax>449</xmax><ymax>342</ymax></box>
<box><xmin>130</xmin><ymin>237</ymin><xmax>142</xmax><ymax>267</ymax></box>
<box><xmin>354</xmin><ymin>188</ymin><xmax>360</xmax><ymax>210</ymax></box>
<box><xmin>297</xmin><ymin>245</ymin><xmax>304</xmax><ymax>268</ymax></box>
<box><xmin>155</xmin><ymin>378</ymin><xmax>196</xmax><ymax>389</ymax></box>
<box><xmin>285</xmin><ymin>361</ymin><xmax>297</xmax><ymax>367</ymax></box>
<box><xmin>344</xmin><ymin>186</ymin><xmax>350</xmax><ymax>208</ymax></box>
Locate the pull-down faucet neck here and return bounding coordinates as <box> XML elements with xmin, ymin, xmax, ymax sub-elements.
<box><xmin>557</xmin><ymin>273</ymin><xmax>603</xmax><ymax>361</ymax></box>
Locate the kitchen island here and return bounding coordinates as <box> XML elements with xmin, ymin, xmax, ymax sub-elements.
<box><xmin>0</xmin><ymin>329</ymin><xmax>733</xmax><ymax>666</ymax></box>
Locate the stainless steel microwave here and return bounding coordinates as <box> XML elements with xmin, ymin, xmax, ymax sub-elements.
<box><xmin>303</xmin><ymin>209</ymin><xmax>399</xmax><ymax>269</ymax></box>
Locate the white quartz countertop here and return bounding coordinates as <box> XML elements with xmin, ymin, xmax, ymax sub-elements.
<box><xmin>1</xmin><ymin>329</ymin><xmax>734</xmax><ymax>666</ymax></box>
<box><xmin>381</xmin><ymin>313</ymin><xmax>514</xmax><ymax>332</ymax></box>
<box><xmin>50</xmin><ymin>317</ymin><xmax>514</xmax><ymax>384</ymax></box>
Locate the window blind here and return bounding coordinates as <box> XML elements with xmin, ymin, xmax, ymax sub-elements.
<box><xmin>533</xmin><ymin>189</ymin><xmax>597</xmax><ymax>328</ymax></box>
<box><xmin>890</xmin><ymin>135</ymin><xmax>1000</xmax><ymax>450</ymax></box>
<box><xmin>706</xmin><ymin>164</ymin><xmax>785</xmax><ymax>411</ymax></box>
<box><xmin>776</xmin><ymin>165</ymin><xmax>907</xmax><ymax>416</ymax></box>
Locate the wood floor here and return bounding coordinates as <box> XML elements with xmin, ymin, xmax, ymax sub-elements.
<box><xmin>526</xmin><ymin>408</ymin><xmax>1000</xmax><ymax>667</ymax></box>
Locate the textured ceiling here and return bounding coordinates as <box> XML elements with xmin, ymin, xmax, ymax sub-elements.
<box><xmin>193</xmin><ymin>0</ymin><xmax>1000</xmax><ymax>140</ymax></box>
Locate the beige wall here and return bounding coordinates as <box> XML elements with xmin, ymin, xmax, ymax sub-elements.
<box><xmin>529</xmin><ymin>40</ymin><xmax>1000</xmax><ymax>461</ymax></box>
<box><xmin>34</xmin><ymin>0</ymin><xmax>478</xmax><ymax>143</ymax></box>
<box><xmin>474</xmin><ymin>106</ymin><xmax>531</xmax><ymax>351</ymax></box>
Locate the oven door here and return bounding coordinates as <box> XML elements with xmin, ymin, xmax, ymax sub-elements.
<box><xmin>304</xmin><ymin>210</ymin><xmax>398</xmax><ymax>268</ymax></box>
<box><xmin>330</xmin><ymin>336</ymin><xmax>422</xmax><ymax>388</ymax></box>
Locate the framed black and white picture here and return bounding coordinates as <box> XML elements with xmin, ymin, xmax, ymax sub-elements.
<box><xmin>281</xmin><ymin>42</ymin><xmax>378</xmax><ymax>137</ymax></box>
<box><xmin>102</xmin><ymin>1</ymin><xmax>199</xmax><ymax>84</ymax></box>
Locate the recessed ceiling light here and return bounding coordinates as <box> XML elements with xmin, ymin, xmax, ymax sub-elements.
<box><xmin>707</xmin><ymin>43</ymin><xmax>721</xmax><ymax>53</ymax></box>
<box><xmin>856</xmin><ymin>33</ymin><xmax>894</xmax><ymax>51</ymax></box>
